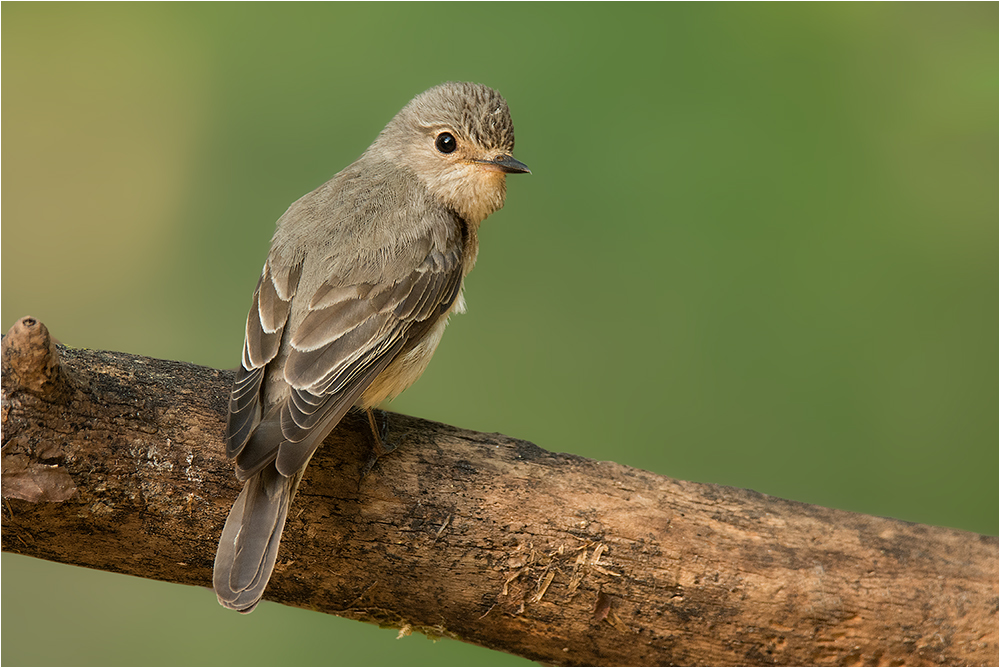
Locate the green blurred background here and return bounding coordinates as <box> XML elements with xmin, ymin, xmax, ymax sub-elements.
<box><xmin>2</xmin><ymin>3</ymin><xmax>996</xmax><ymax>665</ymax></box>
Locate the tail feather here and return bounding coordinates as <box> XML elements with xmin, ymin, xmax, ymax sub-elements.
<box><xmin>214</xmin><ymin>464</ymin><xmax>299</xmax><ymax>613</ymax></box>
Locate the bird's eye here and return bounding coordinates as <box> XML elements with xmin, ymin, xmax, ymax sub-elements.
<box><xmin>435</xmin><ymin>132</ymin><xmax>457</xmax><ymax>154</ymax></box>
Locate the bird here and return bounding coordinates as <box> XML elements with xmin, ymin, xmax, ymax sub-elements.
<box><xmin>213</xmin><ymin>82</ymin><xmax>529</xmax><ymax>612</ymax></box>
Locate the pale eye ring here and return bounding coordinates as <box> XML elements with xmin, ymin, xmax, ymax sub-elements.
<box><xmin>435</xmin><ymin>132</ymin><xmax>457</xmax><ymax>154</ymax></box>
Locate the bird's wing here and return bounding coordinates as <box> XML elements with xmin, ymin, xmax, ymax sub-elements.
<box><xmin>226</xmin><ymin>259</ymin><xmax>303</xmax><ymax>459</ymax></box>
<box><xmin>228</xmin><ymin>227</ymin><xmax>465</xmax><ymax>480</ymax></box>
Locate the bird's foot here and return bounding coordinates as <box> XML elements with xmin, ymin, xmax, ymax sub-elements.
<box><xmin>360</xmin><ymin>408</ymin><xmax>397</xmax><ymax>479</ymax></box>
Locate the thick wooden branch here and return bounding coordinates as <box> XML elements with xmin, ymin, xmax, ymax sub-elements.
<box><xmin>1</xmin><ymin>316</ymin><xmax>997</xmax><ymax>666</ymax></box>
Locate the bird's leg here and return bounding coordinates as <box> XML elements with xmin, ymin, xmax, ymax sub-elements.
<box><xmin>366</xmin><ymin>407</ymin><xmax>396</xmax><ymax>456</ymax></box>
<box><xmin>361</xmin><ymin>407</ymin><xmax>397</xmax><ymax>478</ymax></box>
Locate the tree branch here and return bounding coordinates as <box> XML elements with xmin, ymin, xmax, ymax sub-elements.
<box><xmin>2</xmin><ymin>316</ymin><xmax>997</xmax><ymax>666</ymax></box>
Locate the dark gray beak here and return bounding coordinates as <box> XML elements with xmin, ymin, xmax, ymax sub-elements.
<box><xmin>484</xmin><ymin>154</ymin><xmax>531</xmax><ymax>174</ymax></box>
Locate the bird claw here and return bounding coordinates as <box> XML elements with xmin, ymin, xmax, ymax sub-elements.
<box><xmin>361</xmin><ymin>408</ymin><xmax>397</xmax><ymax>479</ymax></box>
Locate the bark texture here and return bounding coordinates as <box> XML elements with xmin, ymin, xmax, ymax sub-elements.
<box><xmin>2</xmin><ymin>316</ymin><xmax>997</xmax><ymax>666</ymax></box>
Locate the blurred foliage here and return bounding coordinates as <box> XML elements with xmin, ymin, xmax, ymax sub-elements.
<box><xmin>2</xmin><ymin>3</ymin><xmax>996</xmax><ymax>666</ymax></box>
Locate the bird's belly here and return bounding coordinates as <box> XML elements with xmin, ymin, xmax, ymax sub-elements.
<box><xmin>358</xmin><ymin>313</ymin><xmax>451</xmax><ymax>409</ymax></box>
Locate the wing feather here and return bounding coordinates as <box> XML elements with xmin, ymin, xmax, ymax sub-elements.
<box><xmin>227</xmin><ymin>366</ymin><xmax>266</xmax><ymax>458</ymax></box>
<box><xmin>226</xmin><ymin>259</ymin><xmax>302</xmax><ymax>458</ymax></box>
<box><xmin>273</xmin><ymin>348</ymin><xmax>402</xmax><ymax>476</ymax></box>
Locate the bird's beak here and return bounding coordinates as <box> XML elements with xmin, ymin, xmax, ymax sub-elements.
<box><xmin>476</xmin><ymin>154</ymin><xmax>531</xmax><ymax>175</ymax></box>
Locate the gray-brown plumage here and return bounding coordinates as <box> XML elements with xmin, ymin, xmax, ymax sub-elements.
<box><xmin>213</xmin><ymin>82</ymin><xmax>529</xmax><ymax>612</ymax></box>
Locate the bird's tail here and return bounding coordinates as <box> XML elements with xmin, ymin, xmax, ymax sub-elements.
<box><xmin>213</xmin><ymin>463</ymin><xmax>300</xmax><ymax>613</ymax></box>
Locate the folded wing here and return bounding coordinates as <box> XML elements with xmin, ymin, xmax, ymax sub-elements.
<box><xmin>226</xmin><ymin>232</ymin><xmax>464</xmax><ymax>481</ymax></box>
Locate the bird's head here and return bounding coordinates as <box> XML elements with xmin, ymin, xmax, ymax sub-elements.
<box><xmin>374</xmin><ymin>82</ymin><xmax>530</xmax><ymax>225</ymax></box>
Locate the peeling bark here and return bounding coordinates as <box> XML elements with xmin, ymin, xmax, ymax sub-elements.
<box><xmin>2</xmin><ymin>316</ymin><xmax>997</xmax><ymax>666</ymax></box>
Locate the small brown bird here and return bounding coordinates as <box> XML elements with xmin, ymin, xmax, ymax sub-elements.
<box><xmin>213</xmin><ymin>82</ymin><xmax>529</xmax><ymax>612</ymax></box>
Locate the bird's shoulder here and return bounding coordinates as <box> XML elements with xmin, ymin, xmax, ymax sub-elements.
<box><xmin>269</xmin><ymin>158</ymin><xmax>464</xmax><ymax>290</ymax></box>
